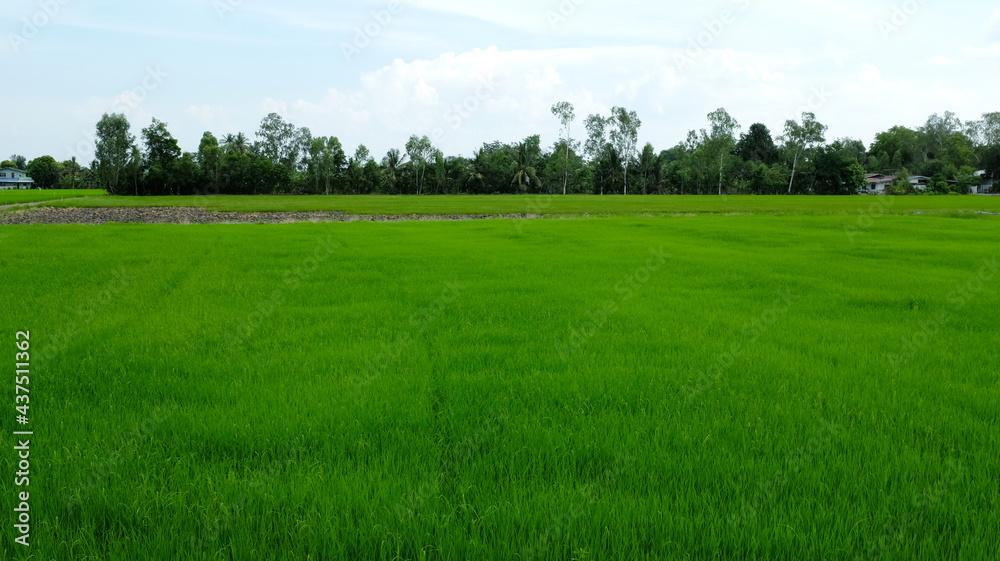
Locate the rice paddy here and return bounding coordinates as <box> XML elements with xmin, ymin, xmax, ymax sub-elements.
<box><xmin>1</xmin><ymin>204</ymin><xmax>997</xmax><ymax>560</ymax></box>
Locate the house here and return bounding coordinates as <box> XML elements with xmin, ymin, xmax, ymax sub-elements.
<box><xmin>0</xmin><ymin>167</ymin><xmax>35</xmax><ymax>189</ymax></box>
<box><xmin>974</xmin><ymin>170</ymin><xmax>994</xmax><ymax>195</ymax></box>
<box><xmin>908</xmin><ymin>176</ymin><xmax>931</xmax><ymax>190</ymax></box>
<box><xmin>863</xmin><ymin>174</ymin><xmax>896</xmax><ymax>195</ymax></box>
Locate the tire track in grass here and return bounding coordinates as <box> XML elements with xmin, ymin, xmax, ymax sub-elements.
<box><xmin>393</xmin><ymin>352</ymin><xmax>509</xmax><ymax>545</ymax></box>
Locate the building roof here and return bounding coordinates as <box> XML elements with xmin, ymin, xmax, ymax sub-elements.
<box><xmin>865</xmin><ymin>174</ymin><xmax>897</xmax><ymax>184</ymax></box>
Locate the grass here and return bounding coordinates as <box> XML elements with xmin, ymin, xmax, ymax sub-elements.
<box><xmin>39</xmin><ymin>193</ymin><xmax>1000</xmax><ymax>216</ymax></box>
<box><xmin>1</xmin><ymin>213</ymin><xmax>998</xmax><ymax>559</ymax></box>
<box><xmin>0</xmin><ymin>189</ymin><xmax>106</xmax><ymax>206</ymax></box>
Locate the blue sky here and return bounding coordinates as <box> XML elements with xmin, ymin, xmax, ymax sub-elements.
<box><xmin>2</xmin><ymin>0</ymin><xmax>999</xmax><ymax>164</ymax></box>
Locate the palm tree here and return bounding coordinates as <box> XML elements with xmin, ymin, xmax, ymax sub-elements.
<box><xmin>222</xmin><ymin>134</ymin><xmax>237</xmax><ymax>154</ymax></box>
<box><xmin>464</xmin><ymin>148</ymin><xmax>488</xmax><ymax>193</ymax></box>
<box><xmin>63</xmin><ymin>156</ymin><xmax>81</xmax><ymax>189</ymax></box>
<box><xmin>223</xmin><ymin>133</ymin><xmax>249</xmax><ymax>155</ymax></box>
<box><xmin>511</xmin><ymin>141</ymin><xmax>541</xmax><ymax>193</ymax></box>
<box><xmin>381</xmin><ymin>148</ymin><xmax>403</xmax><ymax>194</ymax></box>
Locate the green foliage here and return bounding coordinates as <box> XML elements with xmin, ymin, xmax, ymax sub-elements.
<box><xmin>65</xmin><ymin>107</ymin><xmax>1000</xmax><ymax>197</ymax></box>
<box><xmin>58</xmin><ymin>157</ymin><xmax>83</xmax><ymax>189</ymax></box>
<box><xmin>813</xmin><ymin>147</ymin><xmax>864</xmax><ymax>195</ymax></box>
<box><xmin>869</xmin><ymin>126</ymin><xmax>921</xmax><ymax>172</ymax></box>
<box><xmin>94</xmin><ymin>113</ymin><xmax>136</xmax><ymax>195</ymax></box>
<box><xmin>26</xmin><ymin>155</ymin><xmax>61</xmax><ymax>188</ymax></box>
<box><xmin>734</xmin><ymin>123</ymin><xmax>780</xmax><ymax>165</ymax></box>
<box><xmin>197</xmin><ymin>132</ymin><xmax>222</xmax><ymax>193</ymax></box>
<box><xmin>885</xmin><ymin>168</ymin><xmax>916</xmax><ymax>196</ymax></box>
<box><xmin>781</xmin><ymin>112</ymin><xmax>827</xmax><ymax>194</ymax></box>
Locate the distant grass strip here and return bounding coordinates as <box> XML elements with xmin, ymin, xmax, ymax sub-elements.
<box><xmin>0</xmin><ymin>189</ymin><xmax>106</xmax><ymax>205</ymax></box>
<box><xmin>40</xmin><ymin>193</ymin><xmax>1000</xmax><ymax>216</ymax></box>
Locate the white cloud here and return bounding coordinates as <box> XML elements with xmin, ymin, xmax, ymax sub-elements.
<box><xmin>986</xmin><ymin>8</ymin><xmax>999</xmax><ymax>30</ymax></box>
<box><xmin>255</xmin><ymin>45</ymin><xmax>853</xmax><ymax>158</ymax></box>
<box><xmin>922</xmin><ymin>56</ymin><xmax>950</xmax><ymax>66</ymax></box>
<box><xmin>962</xmin><ymin>44</ymin><xmax>1000</xmax><ymax>58</ymax></box>
<box><xmin>186</xmin><ymin>105</ymin><xmax>228</xmax><ymax>129</ymax></box>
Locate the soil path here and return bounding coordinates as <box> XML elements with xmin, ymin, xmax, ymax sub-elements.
<box><xmin>0</xmin><ymin>206</ymin><xmax>541</xmax><ymax>225</ymax></box>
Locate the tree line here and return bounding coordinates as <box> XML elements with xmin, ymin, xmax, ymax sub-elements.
<box><xmin>11</xmin><ymin>106</ymin><xmax>999</xmax><ymax>196</ymax></box>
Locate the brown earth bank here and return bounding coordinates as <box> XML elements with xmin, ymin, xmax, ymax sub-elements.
<box><xmin>0</xmin><ymin>206</ymin><xmax>540</xmax><ymax>225</ymax></box>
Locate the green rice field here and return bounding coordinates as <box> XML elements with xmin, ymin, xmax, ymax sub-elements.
<box><xmin>0</xmin><ymin>189</ymin><xmax>106</xmax><ymax>206</ymax></box>
<box><xmin>1</xmin><ymin>206</ymin><xmax>998</xmax><ymax>559</ymax></box>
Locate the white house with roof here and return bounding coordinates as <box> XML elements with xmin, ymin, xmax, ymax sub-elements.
<box><xmin>974</xmin><ymin>170</ymin><xmax>994</xmax><ymax>194</ymax></box>
<box><xmin>862</xmin><ymin>174</ymin><xmax>896</xmax><ymax>195</ymax></box>
<box><xmin>0</xmin><ymin>167</ymin><xmax>35</xmax><ymax>189</ymax></box>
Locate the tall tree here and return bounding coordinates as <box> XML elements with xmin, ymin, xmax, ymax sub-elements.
<box><xmin>307</xmin><ymin>136</ymin><xmax>347</xmax><ymax>195</ymax></box>
<box><xmin>608</xmin><ymin>107</ymin><xmax>641</xmax><ymax>195</ymax></box>
<box><xmin>9</xmin><ymin>155</ymin><xmax>27</xmax><ymax>170</ymax></box>
<box><xmin>869</xmin><ymin>126</ymin><xmax>921</xmax><ymax>173</ymax></box>
<box><xmin>511</xmin><ymin>135</ymin><xmax>542</xmax><ymax>192</ymax></box>
<box><xmin>382</xmin><ymin>148</ymin><xmax>404</xmax><ymax>194</ymax></box>
<box><xmin>94</xmin><ymin>113</ymin><xmax>136</xmax><ymax>195</ymax></box>
<box><xmin>223</xmin><ymin>132</ymin><xmax>250</xmax><ymax>155</ymax></box>
<box><xmin>706</xmin><ymin>108</ymin><xmax>741</xmax><ymax>195</ymax></box>
<box><xmin>142</xmin><ymin>118</ymin><xmax>182</xmax><ymax>195</ymax></box>
<box><xmin>405</xmin><ymin>135</ymin><xmax>434</xmax><ymax>195</ymax></box>
<box><xmin>256</xmin><ymin>113</ymin><xmax>299</xmax><ymax>170</ymax></box>
<box><xmin>142</xmin><ymin>118</ymin><xmax>181</xmax><ymax>169</ymax></box>
<box><xmin>919</xmin><ymin>111</ymin><xmax>963</xmax><ymax>158</ymax></box>
<box><xmin>125</xmin><ymin>146</ymin><xmax>143</xmax><ymax>196</ymax></box>
<box><xmin>551</xmin><ymin>101</ymin><xmax>576</xmax><ymax>195</ymax></box>
<box><xmin>780</xmin><ymin>112</ymin><xmax>827</xmax><ymax>194</ymax></box>
<box><xmin>638</xmin><ymin>143</ymin><xmax>658</xmax><ymax>195</ymax></box>
<box><xmin>61</xmin><ymin>156</ymin><xmax>81</xmax><ymax>189</ymax></box>
<box><xmin>197</xmin><ymin>132</ymin><xmax>222</xmax><ymax>193</ymax></box>
<box><xmin>734</xmin><ymin>123</ymin><xmax>779</xmax><ymax>165</ymax></box>
<box><xmin>26</xmin><ymin>156</ymin><xmax>60</xmax><ymax>188</ymax></box>
<box><xmin>355</xmin><ymin>144</ymin><xmax>371</xmax><ymax>164</ymax></box>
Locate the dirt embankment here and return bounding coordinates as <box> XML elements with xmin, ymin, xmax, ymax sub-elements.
<box><xmin>0</xmin><ymin>206</ymin><xmax>539</xmax><ymax>225</ymax></box>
